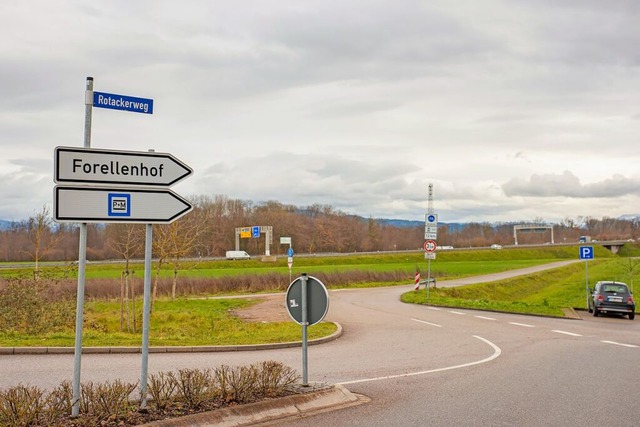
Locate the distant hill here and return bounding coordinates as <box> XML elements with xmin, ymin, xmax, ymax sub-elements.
<box><xmin>0</xmin><ymin>220</ymin><xmax>16</xmax><ymax>230</ymax></box>
<box><xmin>377</xmin><ymin>218</ymin><xmax>466</xmax><ymax>232</ymax></box>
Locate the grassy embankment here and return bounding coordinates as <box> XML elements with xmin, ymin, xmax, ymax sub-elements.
<box><xmin>1</xmin><ymin>244</ymin><xmax>637</xmax><ymax>346</ymax></box>
<box><xmin>403</xmin><ymin>244</ymin><xmax>640</xmax><ymax>317</ymax></box>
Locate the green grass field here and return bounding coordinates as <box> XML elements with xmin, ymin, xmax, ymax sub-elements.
<box><xmin>0</xmin><ymin>298</ymin><xmax>336</xmax><ymax>347</ymax></box>
<box><xmin>1</xmin><ymin>244</ymin><xmax>637</xmax><ymax>347</ymax></box>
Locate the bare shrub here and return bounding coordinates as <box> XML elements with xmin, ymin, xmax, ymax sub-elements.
<box><xmin>37</xmin><ymin>267</ymin><xmax>415</xmax><ymax>303</ymax></box>
<box><xmin>80</xmin><ymin>380</ymin><xmax>138</xmax><ymax>420</ymax></box>
<box><xmin>1</xmin><ymin>362</ymin><xmax>301</xmax><ymax>425</ymax></box>
<box><xmin>0</xmin><ymin>384</ymin><xmax>46</xmax><ymax>426</ymax></box>
<box><xmin>253</xmin><ymin>361</ymin><xmax>300</xmax><ymax>398</ymax></box>
<box><xmin>173</xmin><ymin>369</ymin><xmax>213</xmax><ymax>409</ymax></box>
<box><xmin>215</xmin><ymin>365</ymin><xmax>258</xmax><ymax>403</ymax></box>
<box><xmin>147</xmin><ymin>371</ymin><xmax>178</xmax><ymax>410</ymax></box>
<box><xmin>0</xmin><ymin>276</ymin><xmax>75</xmax><ymax>335</ymax></box>
<box><xmin>42</xmin><ymin>381</ymin><xmax>72</xmax><ymax>425</ymax></box>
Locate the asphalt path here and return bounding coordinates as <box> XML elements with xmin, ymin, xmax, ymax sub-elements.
<box><xmin>2</xmin><ymin>260</ymin><xmax>639</xmax><ymax>426</ymax></box>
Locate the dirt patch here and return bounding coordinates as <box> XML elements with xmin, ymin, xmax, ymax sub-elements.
<box><xmin>231</xmin><ymin>295</ymin><xmax>290</xmax><ymax>322</ymax></box>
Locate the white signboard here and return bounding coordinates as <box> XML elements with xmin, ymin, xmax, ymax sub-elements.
<box><xmin>424</xmin><ymin>213</ymin><xmax>438</xmax><ymax>240</ymax></box>
<box><xmin>54</xmin><ymin>186</ymin><xmax>192</xmax><ymax>224</ymax></box>
<box><xmin>55</xmin><ymin>146</ymin><xmax>192</xmax><ymax>187</ymax></box>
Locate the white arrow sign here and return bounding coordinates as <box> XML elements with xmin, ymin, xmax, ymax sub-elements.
<box><xmin>54</xmin><ymin>186</ymin><xmax>193</xmax><ymax>223</ymax></box>
<box><xmin>54</xmin><ymin>146</ymin><xmax>193</xmax><ymax>187</ymax></box>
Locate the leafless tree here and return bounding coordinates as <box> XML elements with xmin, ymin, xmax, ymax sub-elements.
<box><xmin>106</xmin><ymin>223</ymin><xmax>145</xmax><ymax>331</ymax></box>
<box><xmin>23</xmin><ymin>205</ymin><xmax>63</xmax><ymax>279</ymax></box>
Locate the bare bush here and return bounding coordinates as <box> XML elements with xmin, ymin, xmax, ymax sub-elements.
<box><xmin>0</xmin><ymin>384</ymin><xmax>47</xmax><ymax>426</ymax></box>
<box><xmin>0</xmin><ymin>276</ymin><xmax>75</xmax><ymax>335</ymax></box>
<box><xmin>42</xmin><ymin>381</ymin><xmax>72</xmax><ymax>425</ymax></box>
<box><xmin>172</xmin><ymin>369</ymin><xmax>214</xmax><ymax>410</ymax></box>
<box><xmin>80</xmin><ymin>380</ymin><xmax>138</xmax><ymax>421</ymax></box>
<box><xmin>217</xmin><ymin>365</ymin><xmax>258</xmax><ymax>403</ymax></box>
<box><xmin>147</xmin><ymin>371</ymin><xmax>178</xmax><ymax>410</ymax></box>
<box><xmin>253</xmin><ymin>361</ymin><xmax>300</xmax><ymax>398</ymax></box>
<box><xmin>1</xmin><ymin>361</ymin><xmax>300</xmax><ymax>426</ymax></box>
<box><xmin>73</xmin><ymin>269</ymin><xmax>413</xmax><ymax>301</ymax></box>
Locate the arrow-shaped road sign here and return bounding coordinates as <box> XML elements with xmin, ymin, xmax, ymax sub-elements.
<box><xmin>54</xmin><ymin>186</ymin><xmax>193</xmax><ymax>224</ymax></box>
<box><xmin>54</xmin><ymin>146</ymin><xmax>192</xmax><ymax>187</ymax></box>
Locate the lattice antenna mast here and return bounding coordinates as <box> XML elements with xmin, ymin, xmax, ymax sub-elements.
<box><xmin>427</xmin><ymin>183</ymin><xmax>434</xmax><ymax>215</ymax></box>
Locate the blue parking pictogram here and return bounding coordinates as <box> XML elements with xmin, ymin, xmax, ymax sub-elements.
<box><xmin>579</xmin><ymin>246</ymin><xmax>594</xmax><ymax>260</ymax></box>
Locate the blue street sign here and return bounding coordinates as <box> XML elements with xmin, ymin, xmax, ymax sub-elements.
<box><xmin>579</xmin><ymin>246</ymin><xmax>594</xmax><ymax>260</ymax></box>
<box><xmin>93</xmin><ymin>91</ymin><xmax>154</xmax><ymax>114</ymax></box>
<box><xmin>252</xmin><ymin>226</ymin><xmax>260</xmax><ymax>238</ymax></box>
<box><xmin>287</xmin><ymin>247</ymin><xmax>294</xmax><ymax>257</ymax></box>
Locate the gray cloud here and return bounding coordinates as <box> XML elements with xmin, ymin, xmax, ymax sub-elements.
<box><xmin>2</xmin><ymin>1</ymin><xmax>640</xmax><ymax>223</ymax></box>
<box><xmin>503</xmin><ymin>171</ymin><xmax>640</xmax><ymax>198</ymax></box>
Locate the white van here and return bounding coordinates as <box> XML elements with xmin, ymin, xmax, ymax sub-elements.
<box><xmin>225</xmin><ymin>250</ymin><xmax>251</xmax><ymax>260</ymax></box>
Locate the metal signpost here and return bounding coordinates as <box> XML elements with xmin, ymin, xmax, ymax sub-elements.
<box><xmin>580</xmin><ymin>246</ymin><xmax>594</xmax><ymax>309</ymax></box>
<box><xmin>285</xmin><ymin>274</ymin><xmax>329</xmax><ymax>386</ymax></box>
<box><xmin>281</xmin><ymin>237</ymin><xmax>293</xmax><ymax>283</ymax></box>
<box><xmin>424</xmin><ymin>213</ymin><xmax>438</xmax><ymax>298</ymax></box>
<box><xmin>58</xmin><ymin>78</ymin><xmax>192</xmax><ymax>416</ymax></box>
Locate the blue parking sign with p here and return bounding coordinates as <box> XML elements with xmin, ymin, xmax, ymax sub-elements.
<box><xmin>579</xmin><ymin>246</ymin><xmax>594</xmax><ymax>260</ymax></box>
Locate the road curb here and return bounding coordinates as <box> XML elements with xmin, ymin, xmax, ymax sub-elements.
<box><xmin>0</xmin><ymin>322</ymin><xmax>343</xmax><ymax>355</ymax></box>
<box><xmin>140</xmin><ymin>383</ymin><xmax>361</xmax><ymax>426</ymax></box>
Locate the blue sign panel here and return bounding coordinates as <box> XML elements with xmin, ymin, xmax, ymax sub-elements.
<box><xmin>252</xmin><ymin>226</ymin><xmax>260</xmax><ymax>238</ymax></box>
<box><xmin>579</xmin><ymin>246</ymin><xmax>594</xmax><ymax>260</ymax></box>
<box><xmin>287</xmin><ymin>247</ymin><xmax>294</xmax><ymax>257</ymax></box>
<box><xmin>93</xmin><ymin>91</ymin><xmax>154</xmax><ymax>114</ymax></box>
<box><xmin>108</xmin><ymin>193</ymin><xmax>131</xmax><ymax>217</ymax></box>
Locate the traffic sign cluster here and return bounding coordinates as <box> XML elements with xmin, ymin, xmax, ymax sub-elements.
<box><xmin>424</xmin><ymin>213</ymin><xmax>438</xmax><ymax>259</ymax></box>
<box><xmin>53</xmin><ymin>88</ymin><xmax>192</xmax><ymax>224</ymax></box>
<box><xmin>54</xmin><ymin>147</ymin><xmax>193</xmax><ymax>224</ymax></box>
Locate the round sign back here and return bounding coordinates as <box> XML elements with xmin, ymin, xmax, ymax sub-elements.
<box><xmin>285</xmin><ymin>275</ymin><xmax>329</xmax><ymax>326</ymax></box>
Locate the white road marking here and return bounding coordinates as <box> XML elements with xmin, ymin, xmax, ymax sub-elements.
<box><xmin>338</xmin><ymin>336</ymin><xmax>502</xmax><ymax>386</ymax></box>
<box><xmin>475</xmin><ymin>315</ymin><xmax>497</xmax><ymax>321</ymax></box>
<box><xmin>509</xmin><ymin>322</ymin><xmax>534</xmax><ymax>328</ymax></box>
<box><xmin>552</xmin><ymin>330</ymin><xmax>582</xmax><ymax>337</ymax></box>
<box><xmin>449</xmin><ymin>310</ymin><xmax>466</xmax><ymax>315</ymax></box>
<box><xmin>601</xmin><ymin>340</ymin><xmax>638</xmax><ymax>348</ymax></box>
<box><xmin>426</xmin><ymin>306</ymin><xmax>441</xmax><ymax>311</ymax></box>
<box><xmin>411</xmin><ymin>318</ymin><xmax>442</xmax><ymax>327</ymax></box>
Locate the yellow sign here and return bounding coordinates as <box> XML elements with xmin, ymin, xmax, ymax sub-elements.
<box><xmin>240</xmin><ymin>227</ymin><xmax>251</xmax><ymax>238</ymax></box>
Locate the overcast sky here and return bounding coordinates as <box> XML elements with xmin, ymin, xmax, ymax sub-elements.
<box><xmin>2</xmin><ymin>1</ymin><xmax>640</xmax><ymax>224</ymax></box>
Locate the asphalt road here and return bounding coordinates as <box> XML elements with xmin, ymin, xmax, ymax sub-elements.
<box><xmin>2</xmin><ymin>260</ymin><xmax>639</xmax><ymax>426</ymax></box>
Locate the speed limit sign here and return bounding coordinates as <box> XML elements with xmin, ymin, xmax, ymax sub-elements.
<box><xmin>423</xmin><ymin>240</ymin><xmax>437</xmax><ymax>253</ymax></box>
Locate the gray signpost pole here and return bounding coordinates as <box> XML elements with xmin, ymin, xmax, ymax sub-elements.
<box><xmin>140</xmin><ymin>221</ymin><xmax>153</xmax><ymax>408</ymax></box>
<box><xmin>72</xmin><ymin>76</ymin><xmax>93</xmax><ymax>417</ymax></box>
<box><xmin>301</xmin><ymin>273</ymin><xmax>309</xmax><ymax>386</ymax></box>
<box><xmin>585</xmin><ymin>259</ymin><xmax>589</xmax><ymax>309</ymax></box>
<box><xmin>139</xmin><ymin>149</ymin><xmax>156</xmax><ymax>408</ymax></box>
<box><xmin>427</xmin><ymin>258</ymin><xmax>431</xmax><ymax>300</ymax></box>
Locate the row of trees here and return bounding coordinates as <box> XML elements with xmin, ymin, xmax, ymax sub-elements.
<box><xmin>2</xmin><ymin>196</ymin><xmax>639</xmax><ymax>266</ymax></box>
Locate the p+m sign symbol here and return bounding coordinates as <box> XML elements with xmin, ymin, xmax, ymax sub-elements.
<box><xmin>579</xmin><ymin>246</ymin><xmax>594</xmax><ymax>260</ymax></box>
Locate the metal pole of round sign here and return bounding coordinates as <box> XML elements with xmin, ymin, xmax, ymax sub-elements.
<box><xmin>285</xmin><ymin>274</ymin><xmax>329</xmax><ymax>387</ymax></box>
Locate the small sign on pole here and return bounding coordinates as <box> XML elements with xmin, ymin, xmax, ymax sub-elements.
<box><xmin>93</xmin><ymin>91</ymin><xmax>154</xmax><ymax>114</ymax></box>
<box><xmin>580</xmin><ymin>246</ymin><xmax>595</xmax><ymax>310</ymax></box>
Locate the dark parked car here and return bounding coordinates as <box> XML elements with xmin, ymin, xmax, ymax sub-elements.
<box><xmin>588</xmin><ymin>281</ymin><xmax>635</xmax><ymax>320</ymax></box>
